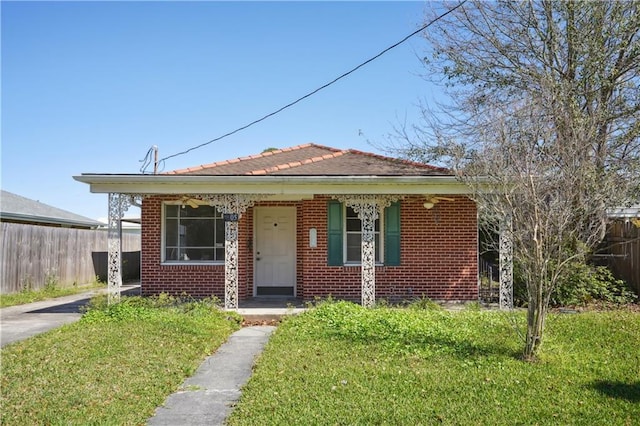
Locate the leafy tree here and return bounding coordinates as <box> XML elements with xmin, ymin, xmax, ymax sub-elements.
<box><xmin>391</xmin><ymin>0</ymin><xmax>639</xmax><ymax>359</ymax></box>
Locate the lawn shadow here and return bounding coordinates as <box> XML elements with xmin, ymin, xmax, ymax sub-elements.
<box><xmin>28</xmin><ymin>287</ymin><xmax>141</xmax><ymax>314</ymax></box>
<box><xmin>590</xmin><ymin>380</ymin><xmax>640</xmax><ymax>402</ymax></box>
<box><xmin>407</xmin><ymin>332</ymin><xmax>522</xmax><ymax>360</ymax></box>
<box><xmin>327</xmin><ymin>324</ymin><xmax>521</xmax><ymax>360</ymax></box>
<box><xmin>29</xmin><ymin>299</ymin><xmax>90</xmax><ymax>314</ymax></box>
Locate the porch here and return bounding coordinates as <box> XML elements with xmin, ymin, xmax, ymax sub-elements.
<box><xmin>238</xmin><ymin>297</ymin><xmax>307</xmax><ymax>322</ymax></box>
<box><xmin>73</xmin><ymin>144</ymin><xmax>514</xmax><ymax>310</ymax></box>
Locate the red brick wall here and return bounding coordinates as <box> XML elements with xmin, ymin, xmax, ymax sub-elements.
<box><xmin>141</xmin><ymin>196</ymin><xmax>212</xmax><ymax>297</ymax></box>
<box><xmin>300</xmin><ymin>195</ymin><xmax>478</xmax><ymax>302</ymax></box>
<box><xmin>140</xmin><ymin>194</ymin><xmax>478</xmax><ymax>302</ymax></box>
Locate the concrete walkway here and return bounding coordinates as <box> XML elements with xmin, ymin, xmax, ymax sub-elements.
<box><xmin>148</xmin><ymin>325</ymin><xmax>276</xmax><ymax>426</ymax></box>
<box><xmin>1</xmin><ymin>289</ymin><xmax>285</xmax><ymax>425</ymax></box>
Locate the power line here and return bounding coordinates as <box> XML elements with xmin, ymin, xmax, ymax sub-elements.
<box><xmin>155</xmin><ymin>1</ymin><xmax>467</xmax><ymax>170</ymax></box>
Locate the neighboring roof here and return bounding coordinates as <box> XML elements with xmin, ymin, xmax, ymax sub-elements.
<box><xmin>165</xmin><ymin>143</ymin><xmax>449</xmax><ymax>176</ymax></box>
<box><xmin>608</xmin><ymin>204</ymin><xmax>640</xmax><ymax>218</ymax></box>
<box><xmin>0</xmin><ymin>190</ymin><xmax>104</xmax><ymax>228</ymax></box>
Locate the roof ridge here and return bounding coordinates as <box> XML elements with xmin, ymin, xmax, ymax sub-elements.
<box><xmin>165</xmin><ymin>143</ymin><xmax>341</xmax><ymax>175</ymax></box>
<box><xmin>346</xmin><ymin>148</ymin><xmax>448</xmax><ymax>173</ymax></box>
<box><xmin>248</xmin><ymin>150</ymin><xmax>347</xmax><ymax>175</ymax></box>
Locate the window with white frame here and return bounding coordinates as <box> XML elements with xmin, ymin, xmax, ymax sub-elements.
<box><xmin>345</xmin><ymin>206</ymin><xmax>382</xmax><ymax>263</ymax></box>
<box><xmin>164</xmin><ymin>204</ymin><xmax>224</xmax><ymax>262</ymax></box>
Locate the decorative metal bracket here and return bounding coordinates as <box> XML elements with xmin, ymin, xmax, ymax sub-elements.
<box><xmin>499</xmin><ymin>213</ymin><xmax>514</xmax><ymax>310</ymax></box>
<box><xmin>335</xmin><ymin>195</ymin><xmax>401</xmax><ymax>307</ymax></box>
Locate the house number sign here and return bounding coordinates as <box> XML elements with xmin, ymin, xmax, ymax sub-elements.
<box><xmin>223</xmin><ymin>213</ymin><xmax>239</xmax><ymax>222</ymax></box>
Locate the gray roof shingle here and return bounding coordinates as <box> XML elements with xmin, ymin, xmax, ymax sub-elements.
<box><xmin>0</xmin><ymin>190</ymin><xmax>103</xmax><ymax>228</ymax></box>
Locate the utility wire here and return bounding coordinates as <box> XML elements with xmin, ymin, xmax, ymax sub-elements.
<box><xmin>155</xmin><ymin>1</ymin><xmax>467</xmax><ymax>170</ymax></box>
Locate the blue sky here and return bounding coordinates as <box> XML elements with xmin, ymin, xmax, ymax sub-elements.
<box><xmin>2</xmin><ymin>1</ymin><xmax>444</xmax><ymax>221</ymax></box>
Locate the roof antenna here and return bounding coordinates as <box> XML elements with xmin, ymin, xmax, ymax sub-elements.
<box><xmin>153</xmin><ymin>145</ymin><xmax>159</xmax><ymax>174</ymax></box>
<box><xmin>139</xmin><ymin>145</ymin><xmax>159</xmax><ymax>174</ymax></box>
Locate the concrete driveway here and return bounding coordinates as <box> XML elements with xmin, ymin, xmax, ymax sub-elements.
<box><xmin>0</xmin><ymin>284</ymin><xmax>140</xmax><ymax>347</ymax></box>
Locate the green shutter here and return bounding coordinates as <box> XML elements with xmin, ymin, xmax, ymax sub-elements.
<box><xmin>327</xmin><ymin>200</ymin><xmax>343</xmax><ymax>266</ymax></box>
<box><xmin>384</xmin><ymin>201</ymin><xmax>401</xmax><ymax>266</ymax></box>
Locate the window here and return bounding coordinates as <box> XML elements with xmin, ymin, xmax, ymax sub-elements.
<box><xmin>327</xmin><ymin>200</ymin><xmax>400</xmax><ymax>266</ymax></box>
<box><xmin>345</xmin><ymin>206</ymin><xmax>381</xmax><ymax>263</ymax></box>
<box><xmin>164</xmin><ymin>204</ymin><xmax>224</xmax><ymax>262</ymax></box>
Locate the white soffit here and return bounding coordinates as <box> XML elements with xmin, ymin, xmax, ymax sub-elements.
<box><xmin>73</xmin><ymin>174</ymin><xmax>473</xmax><ymax>195</ymax></box>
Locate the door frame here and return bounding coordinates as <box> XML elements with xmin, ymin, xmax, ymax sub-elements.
<box><xmin>253</xmin><ymin>206</ymin><xmax>297</xmax><ymax>297</ymax></box>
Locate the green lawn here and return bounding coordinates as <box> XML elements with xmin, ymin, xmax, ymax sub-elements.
<box><xmin>228</xmin><ymin>301</ymin><xmax>640</xmax><ymax>425</ymax></box>
<box><xmin>1</xmin><ymin>295</ymin><xmax>241</xmax><ymax>425</ymax></box>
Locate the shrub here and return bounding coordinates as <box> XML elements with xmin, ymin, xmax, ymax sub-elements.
<box><xmin>552</xmin><ymin>262</ymin><xmax>637</xmax><ymax>306</ymax></box>
<box><xmin>513</xmin><ymin>260</ymin><xmax>636</xmax><ymax>307</ymax></box>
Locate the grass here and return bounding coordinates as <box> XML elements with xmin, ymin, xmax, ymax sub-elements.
<box><xmin>0</xmin><ymin>279</ymin><xmax>105</xmax><ymax>308</ymax></box>
<box><xmin>228</xmin><ymin>301</ymin><xmax>640</xmax><ymax>425</ymax></box>
<box><xmin>1</xmin><ymin>295</ymin><xmax>241</xmax><ymax>425</ymax></box>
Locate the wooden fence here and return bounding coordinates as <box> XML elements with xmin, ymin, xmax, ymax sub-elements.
<box><xmin>0</xmin><ymin>222</ymin><xmax>141</xmax><ymax>294</ymax></box>
<box><xmin>603</xmin><ymin>220</ymin><xmax>640</xmax><ymax>295</ymax></box>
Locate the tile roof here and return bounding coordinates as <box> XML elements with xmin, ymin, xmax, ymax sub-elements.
<box><xmin>166</xmin><ymin>143</ymin><xmax>449</xmax><ymax>176</ymax></box>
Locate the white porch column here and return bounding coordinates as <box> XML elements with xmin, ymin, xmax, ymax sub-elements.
<box><xmin>358</xmin><ymin>201</ymin><xmax>378</xmax><ymax>308</ymax></box>
<box><xmin>107</xmin><ymin>193</ymin><xmax>127</xmax><ymax>304</ymax></box>
<box><xmin>499</xmin><ymin>213</ymin><xmax>514</xmax><ymax>310</ymax></box>
<box><xmin>107</xmin><ymin>193</ymin><xmax>143</xmax><ymax>304</ymax></box>
<box><xmin>337</xmin><ymin>195</ymin><xmax>399</xmax><ymax>307</ymax></box>
<box><xmin>224</xmin><ymin>219</ymin><xmax>240</xmax><ymax>310</ymax></box>
<box><xmin>206</xmin><ymin>194</ymin><xmax>261</xmax><ymax>310</ymax></box>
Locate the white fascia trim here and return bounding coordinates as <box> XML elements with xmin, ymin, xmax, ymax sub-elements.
<box><xmin>73</xmin><ymin>174</ymin><xmax>473</xmax><ymax>195</ymax></box>
<box><xmin>607</xmin><ymin>206</ymin><xmax>640</xmax><ymax>218</ymax></box>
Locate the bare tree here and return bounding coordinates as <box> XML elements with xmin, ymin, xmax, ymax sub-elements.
<box><xmin>390</xmin><ymin>1</ymin><xmax>639</xmax><ymax>359</ymax></box>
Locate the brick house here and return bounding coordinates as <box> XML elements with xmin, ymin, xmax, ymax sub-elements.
<box><xmin>74</xmin><ymin>144</ymin><xmax>479</xmax><ymax>308</ymax></box>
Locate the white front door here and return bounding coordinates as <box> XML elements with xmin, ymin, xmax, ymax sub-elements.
<box><xmin>254</xmin><ymin>207</ymin><xmax>296</xmax><ymax>296</ymax></box>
